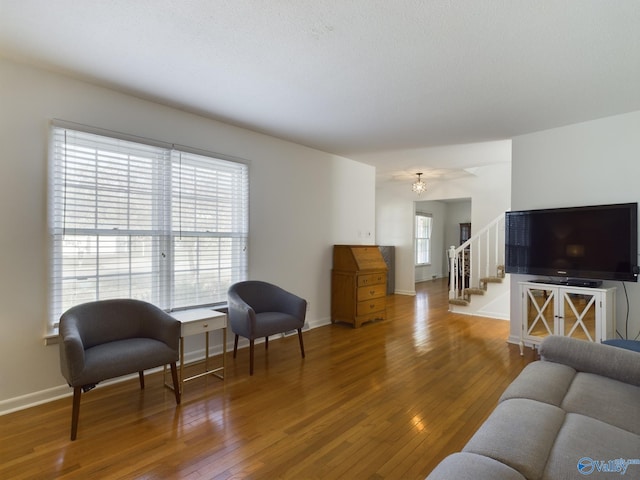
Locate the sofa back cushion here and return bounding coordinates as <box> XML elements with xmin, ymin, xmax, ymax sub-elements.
<box><xmin>500</xmin><ymin>361</ymin><xmax>576</xmax><ymax>407</ymax></box>
<box><xmin>540</xmin><ymin>336</ymin><xmax>640</xmax><ymax>387</ymax></box>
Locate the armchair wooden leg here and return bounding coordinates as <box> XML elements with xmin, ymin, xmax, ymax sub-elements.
<box><xmin>297</xmin><ymin>328</ymin><xmax>305</xmax><ymax>358</ymax></box>
<box><xmin>169</xmin><ymin>362</ymin><xmax>181</xmax><ymax>405</ymax></box>
<box><xmin>249</xmin><ymin>339</ymin><xmax>255</xmax><ymax>375</ymax></box>
<box><xmin>138</xmin><ymin>371</ymin><xmax>145</xmax><ymax>389</ymax></box>
<box><xmin>71</xmin><ymin>386</ymin><xmax>82</xmax><ymax>441</ymax></box>
<box><xmin>233</xmin><ymin>334</ymin><xmax>239</xmax><ymax>358</ymax></box>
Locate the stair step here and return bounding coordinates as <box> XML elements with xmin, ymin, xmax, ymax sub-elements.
<box><xmin>465</xmin><ymin>288</ymin><xmax>486</xmax><ymax>295</ymax></box>
<box><xmin>481</xmin><ymin>277</ymin><xmax>503</xmax><ymax>284</ymax></box>
<box><xmin>449</xmin><ymin>298</ymin><xmax>469</xmax><ymax>306</ymax></box>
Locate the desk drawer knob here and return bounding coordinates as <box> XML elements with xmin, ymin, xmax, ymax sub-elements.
<box><xmin>203</xmin><ymin>323</ymin><xmax>208</xmax><ymax>328</ymax></box>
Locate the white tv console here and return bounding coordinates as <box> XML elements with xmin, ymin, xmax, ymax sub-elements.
<box><xmin>518</xmin><ymin>281</ymin><xmax>616</xmax><ymax>355</ymax></box>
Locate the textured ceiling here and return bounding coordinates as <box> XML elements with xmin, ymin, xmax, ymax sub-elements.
<box><xmin>1</xmin><ymin>0</ymin><xmax>639</xmax><ymax>178</ymax></box>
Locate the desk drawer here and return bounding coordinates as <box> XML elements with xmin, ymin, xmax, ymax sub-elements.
<box><xmin>358</xmin><ymin>273</ymin><xmax>386</xmax><ymax>287</ymax></box>
<box><xmin>181</xmin><ymin>315</ymin><xmax>226</xmax><ymax>337</ymax></box>
<box><xmin>356</xmin><ymin>297</ymin><xmax>385</xmax><ymax>316</ymax></box>
<box><xmin>357</xmin><ymin>283</ymin><xmax>386</xmax><ymax>300</ymax></box>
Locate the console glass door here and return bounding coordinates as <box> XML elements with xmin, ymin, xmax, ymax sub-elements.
<box><xmin>562</xmin><ymin>291</ymin><xmax>597</xmax><ymax>341</ymax></box>
<box><xmin>524</xmin><ymin>287</ymin><xmax>555</xmax><ymax>338</ymax></box>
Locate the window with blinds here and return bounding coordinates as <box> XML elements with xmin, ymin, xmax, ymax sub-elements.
<box><xmin>415</xmin><ymin>213</ymin><xmax>432</xmax><ymax>265</ymax></box>
<box><xmin>49</xmin><ymin>125</ymin><xmax>248</xmax><ymax>326</ymax></box>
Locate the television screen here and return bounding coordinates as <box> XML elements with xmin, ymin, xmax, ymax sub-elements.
<box><xmin>505</xmin><ymin>203</ymin><xmax>638</xmax><ymax>282</ymax></box>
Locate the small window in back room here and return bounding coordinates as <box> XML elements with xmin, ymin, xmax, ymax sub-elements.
<box><xmin>415</xmin><ymin>213</ymin><xmax>432</xmax><ymax>265</ymax></box>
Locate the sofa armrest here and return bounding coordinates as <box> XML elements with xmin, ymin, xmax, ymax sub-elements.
<box><xmin>227</xmin><ymin>289</ymin><xmax>256</xmax><ymax>338</ymax></box>
<box><xmin>144</xmin><ymin>307</ymin><xmax>181</xmax><ymax>352</ymax></box>
<box><xmin>539</xmin><ymin>336</ymin><xmax>640</xmax><ymax>387</ymax></box>
<box><xmin>59</xmin><ymin>324</ymin><xmax>86</xmax><ymax>386</ymax></box>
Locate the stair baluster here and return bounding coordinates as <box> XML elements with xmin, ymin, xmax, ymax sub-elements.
<box><xmin>448</xmin><ymin>213</ymin><xmax>507</xmax><ymax>309</ymax></box>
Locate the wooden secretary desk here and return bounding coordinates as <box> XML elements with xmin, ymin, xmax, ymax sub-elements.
<box><xmin>331</xmin><ymin>245</ymin><xmax>387</xmax><ymax>328</ymax></box>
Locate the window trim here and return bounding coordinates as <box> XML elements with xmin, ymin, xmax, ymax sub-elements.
<box><xmin>415</xmin><ymin>212</ymin><xmax>432</xmax><ymax>266</ymax></box>
<box><xmin>47</xmin><ymin>120</ymin><xmax>249</xmax><ymax>335</ymax></box>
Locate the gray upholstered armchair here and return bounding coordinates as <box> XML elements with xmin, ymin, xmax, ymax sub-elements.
<box><xmin>59</xmin><ymin>299</ymin><xmax>181</xmax><ymax>440</ymax></box>
<box><xmin>227</xmin><ymin>281</ymin><xmax>307</xmax><ymax>375</ymax></box>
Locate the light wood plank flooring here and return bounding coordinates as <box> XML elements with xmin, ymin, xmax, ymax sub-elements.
<box><xmin>0</xmin><ymin>279</ymin><xmax>537</xmax><ymax>479</ymax></box>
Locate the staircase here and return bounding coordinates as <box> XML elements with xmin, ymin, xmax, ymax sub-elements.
<box><xmin>448</xmin><ymin>213</ymin><xmax>510</xmax><ymax>320</ymax></box>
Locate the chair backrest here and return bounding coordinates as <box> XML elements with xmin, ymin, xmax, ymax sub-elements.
<box><xmin>59</xmin><ymin>299</ymin><xmax>167</xmax><ymax>349</ymax></box>
<box><xmin>229</xmin><ymin>281</ymin><xmax>291</xmax><ymax>313</ymax></box>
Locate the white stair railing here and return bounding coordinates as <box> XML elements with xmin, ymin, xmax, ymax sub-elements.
<box><xmin>448</xmin><ymin>213</ymin><xmax>506</xmax><ymax>300</ymax></box>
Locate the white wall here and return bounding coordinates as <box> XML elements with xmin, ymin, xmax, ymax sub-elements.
<box><xmin>375</xmin><ymin>186</ymin><xmax>412</xmax><ymax>295</ymax></box>
<box><xmin>376</xmin><ymin>144</ymin><xmax>511</xmax><ymax>295</ymax></box>
<box><xmin>0</xmin><ymin>59</ymin><xmax>376</xmax><ymax>412</ymax></box>
<box><xmin>509</xmin><ymin>110</ymin><xmax>640</xmax><ymax>343</ymax></box>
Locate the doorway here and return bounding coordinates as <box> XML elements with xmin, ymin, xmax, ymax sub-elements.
<box><xmin>414</xmin><ymin>198</ymin><xmax>471</xmax><ymax>285</ymax></box>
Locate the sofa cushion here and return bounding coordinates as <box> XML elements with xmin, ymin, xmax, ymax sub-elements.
<box><xmin>426</xmin><ymin>452</ymin><xmax>525</xmax><ymax>480</ymax></box>
<box><xmin>561</xmin><ymin>372</ymin><xmax>640</xmax><ymax>435</ymax></box>
<box><xmin>74</xmin><ymin>338</ymin><xmax>178</xmax><ymax>386</ymax></box>
<box><xmin>500</xmin><ymin>361</ymin><xmax>576</xmax><ymax>407</ymax></box>
<box><xmin>463</xmin><ymin>398</ymin><xmax>566</xmax><ymax>480</ymax></box>
<box><xmin>542</xmin><ymin>413</ymin><xmax>640</xmax><ymax>480</ymax></box>
<box><xmin>253</xmin><ymin>312</ymin><xmax>303</xmax><ymax>338</ymax></box>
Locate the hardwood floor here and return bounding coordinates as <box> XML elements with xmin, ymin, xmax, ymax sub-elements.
<box><xmin>0</xmin><ymin>279</ymin><xmax>537</xmax><ymax>479</ymax></box>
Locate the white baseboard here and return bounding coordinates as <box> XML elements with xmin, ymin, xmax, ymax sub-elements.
<box><xmin>507</xmin><ymin>335</ymin><xmax>521</xmax><ymax>346</ymax></box>
<box><xmin>0</xmin><ymin>364</ymin><xmax>180</xmax><ymax>416</ymax></box>
<box><xmin>307</xmin><ymin>316</ymin><xmax>331</xmax><ymax>329</ymax></box>
<box><xmin>394</xmin><ymin>289</ymin><xmax>416</xmax><ymax>296</ymax></box>
<box><xmin>0</xmin><ymin>385</ymin><xmax>71</xmax><ymax>415</ymax></box>
<box><xmin>462</xmin><ymin>311</ymin><xmax>510</xmax><ymax>321</ymax></box>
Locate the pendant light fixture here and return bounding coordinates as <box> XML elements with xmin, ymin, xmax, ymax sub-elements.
<box><xmin>412</xmin><ymin>172</ymin><xmax>427</xmax><ymax>195</ymax></box>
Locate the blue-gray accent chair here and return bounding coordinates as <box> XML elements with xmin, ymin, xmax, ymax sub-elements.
<box><xmin>602</xmin><ymin>338</ymin><xmax>640</xmax><ymax>353</ymax></box>
<box><xmin>59</xmin><ymin>299</ymin><xmax>181</xmax><ymax>440</ymax></box>
<box><xmin>227</xmin><ymin>281</ymin><xmax>307</xmax><ymax>375</ymax></box>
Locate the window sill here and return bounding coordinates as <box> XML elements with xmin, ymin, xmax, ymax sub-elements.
<box><xmin>44</xmin><ymin>304</ymin><xmax>228</xmax><ymax>346</ymax></box>
<box><xmin>44</xmin><ymin>330</ymin><xmax>59</xmax><ymax>346</ymax></box>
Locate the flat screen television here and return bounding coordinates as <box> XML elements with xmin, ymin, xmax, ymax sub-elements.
<box><xmin>505</xmin><ymin>203</ymin><xmax>638</xmax><ymax>282</ymax></box>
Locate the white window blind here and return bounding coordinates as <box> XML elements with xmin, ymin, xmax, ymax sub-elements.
<box><xmin>49</xmin><ymin>125</ymin><xmax>248</xmax><ymax>326</ymax></box>
<box><xmin>415</xmin><ymin>213</ymin><xmax>432</xmax><ymax>265</ymax></box>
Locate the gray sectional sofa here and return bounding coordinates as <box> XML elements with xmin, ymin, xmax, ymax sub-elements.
<box><xmin>426</xmin><ymin>336</ymin><xmax>640</xmax><ymax>480</ymax></box>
